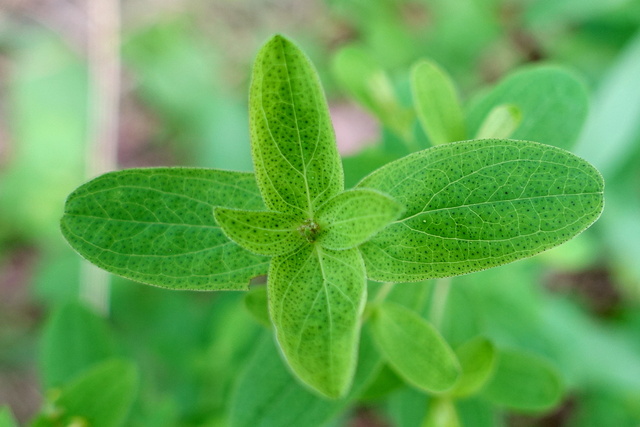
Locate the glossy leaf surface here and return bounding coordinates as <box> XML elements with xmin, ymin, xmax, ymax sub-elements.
<box><xmin>214</xmin><ymin>208</ymin><xmax>304</xmax><ymax>256</ymax></box>
<box><xmin>61</xmin><ymin>168</ymin><xmax>269</xmax><ymax>290</ymax></box>
<box><xmin>249</xmin><ymin>35</ymin><xmax>343</xmax><ymax>216</ymax></box>
<box><xmin>268</xmin><ymin>245</ymin><xmax>366</xmax><ymax>398</ymax></box>
<box><xmin>357</xmin><ymin>139</ymin><xmax>604</xmax><ymax>282</ymax></box>
<box><xmin>316</xmin><ymin>189</ymin><xmax>404</xmax><ymax>250</ymax></box>
<box><xmin>370</xmin><ymin>302</ymin><xmax>460</xmax><ymax>393</ymax></box>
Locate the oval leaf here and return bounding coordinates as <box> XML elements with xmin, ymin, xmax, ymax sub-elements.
<box><xmin>370</xmin><ymin>302</ymin><xmax>460</xmax><ymax>393</ymax></box>
<box><xmin>268</xmin><ymin>245</ymin><xmax>366</xmax><ymax>398</ymax></box>
<box><xmin>480</xmin><ymin>349</ymin><xmax>563</xmax><ymax>412</ymax></box>
<box><xmin>357</xmin><ymin>139</ymin><xmax>604</xmax><ymax>282</ymax></box>
<box><xmin>316</xmin><ymin>189</ymin><xmax>405</xmax><ymax>250</ymax></box>
<box><xmin>214</xmin><ymin>208</ymin><xmax>305</xmax><ymax>256</ymax></box>
<box><xmin>411</xmin><ymin>60</ymin><xmax>466</xmax><ymax>145</ymax></box>
<box><xmin>449</xmin><ymin>337</ymin><xmax>497</xmax><ymax>398</ymax></box>
<box><xmin>60</xmin><ymin>168</ymin><xmax>269</xmax><ymax>290</ymax></box>
<box><xmin>250</xmin><ymin>35</ymin><xmax>343</xmax><ymax>216</ymax></box>
<box><xmin>474</xmin><ymin>104</ymin><xmax>522</xmax><ymax>139</ymax></box>
<box><xmin>466</xmin><ymin>66</ymin><xmax>588</xmax><ymax>149</ymax></box>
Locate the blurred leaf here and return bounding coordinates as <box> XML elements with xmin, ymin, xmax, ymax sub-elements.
<box><xmin>481</xmin><ymin>349</ymin><xmax>563</xmax><ymax>413</ymax></box>
<box><xmin>474</xmin><ymin>104</ymin><xmax>522</xmax><ymax>139</ymax></box>
<box><xmin>250</xmin><ymin>35</ymin><xmax>342</xmax><ymax>216</ymax></box>
<box><xmin>370</xmin><ymin>302</ymin><xmax>460</xmax><ymax>393</ymax></box>
<box><xmin>268</xmin><ymin>246</ymin><xmax>366</xmax><ymax>398</ymax></box>
<box><xmin>0</xmin><ymin>30</ymin><xmax>86</xmax><ymax>244</ymax></box>
<box><xmin>526</xmin><ymin>0</ymin><xmax>632</xmax><ymax>27</ymax></box>
<box><xmin>359</xmin><ymin>364</ymin><xmax>404</xmax><ymax>401</ymax></box>
<box><xmin>342</xmin><ymin>146</ymin><xmax>399</xmax><ymax>189</ymax></box>
<box><xmin>35</xmin><ymin>359</ymin><xmax>138</xmax><ymax>427</ymax></box>
<box><xmin>316</xmin><ymin>189</ymin><xmax>405</xmax><ymax>250</ymax></box>
<box><xmin>229</xmin><ymin>327</ymin><xmax>382</xmax><ymax>427</ymax></box>
<box><xmin>466</xmin><ymin>66</ymin><xmax>588</xmax><ymax>149</ymax></box>
<box><xmin>385</xmin><ymin>386</ymin><xmax>430</xmax><ymax>427</ymax></box>
<box><xmin>456</xmin><ymin>398</ymin><xmax>503</xmax><ymax>427</ymax></box>
<box><xmin>421</xmin><ymin>398</ymin><xmax>460</xmax><ymax>427</ymax></box>
<box><xmin>60</xmin><ymin>168</ymin><xmax>269</xmax><ymax>290</ymax></box>
<box><xmin>40</xmin><ymin>302</ymin><xmax>116</xmax><ymax>389</ymax></box>
<box><xmin>411</xmin><ymin>60</ymin><xmax>466</xmax><ymax>145</ymax></box>
<box><xmin>357</xmin><ymin>139</ymin><xmax>604</xmax><ymax>282</ymax></box>
<box><xmin>0</xmin><ymin>407</ymin><xmax>18</xmax><ymax>427</ymax></box>
<box><xmin>244</xmin><ymin>285</ymin><xmax>270</xmax><ymax>327</ymax></box>
<box><xmin>449</xmin><ymin>337</ymin><xmax>497</xmax><ymax>398</ymax></box>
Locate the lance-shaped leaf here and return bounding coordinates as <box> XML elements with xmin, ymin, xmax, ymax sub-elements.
<box><xmin>250</xmin><ymin>35</ymin><xmax>343</xmax><ymax>216</ymax></box>
<box><xmin>268</xmin><ymin>245</ymin><xmax>366</xmax><ymax>398</ymax></box>
<box><xmin>316</xmin><ymin>189</ymin><xmax>405</xmax><ymax>250</ymax></box>
<box><xmin>61</xmin><ymin>168</ymin><xmax>269</xmax><ymax>290</ymax></box>
<box><xmin>370</xmin><ymin>302</ymin><xmax>460</xmax><ymax>393</ymax></box>
<box><xmin>411</xmin><ymin>60</ymin><xmax>466</xmax><ymax>145</ymax></box>
<box><xmin>214</xmin><ymin>208</ymin><xmax>305</xmax><ymax>256</ymax></box>
<box><xmin>357</xmin><ymin>139</ymin><xmax>604</xmax><ymax>282</ymax></box>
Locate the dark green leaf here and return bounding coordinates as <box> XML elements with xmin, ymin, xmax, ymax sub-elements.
<box><xmin>371</xmin><ymin>302</ymin><xmax>460</xmax><ymax>393</ymax></box>
<box><xmin>357</xmin><ymin>139</ymin><xmax>604</xmax><ymax>282</ymax></box>
<box><xmin>316</xmin><ymin>189</ymin><xmax>405</xmax><ymax>250</ymax></box>
<box><xmin>250</xmin><ymin>35</ymin><xmax>343</xmax><ymax>216</ymax></box>
<box><xmin>268</xmin><ymin>245</ymin><xmax>366</xmax><ymax>398</ymax></box>
<box><xmin>61</xmin><ymin>168</ymin><xmax>269</xmax><ymax>290</ymax></box>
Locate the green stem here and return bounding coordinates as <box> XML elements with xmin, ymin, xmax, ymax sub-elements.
<box><xmin>363</xmin><ymin>282</ymin><xmax>395</xmax><ymax>321</ymax></box>
<box><xmin>429</xmin><ymin>277</ymin><xmax>452</xmax><ymax>330</ymax></box>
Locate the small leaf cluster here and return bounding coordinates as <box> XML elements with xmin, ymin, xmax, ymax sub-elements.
<box><xmin>60</xmin><ymin>34</ymin><xmax>604</xmax><ymax>404</ymax></box>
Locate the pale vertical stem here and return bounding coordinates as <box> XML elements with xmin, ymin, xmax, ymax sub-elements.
<box><xmin>80</xmin><ymin>0</ymin><xmax>121</xmax><ymax>315</ymax></box>
<box><xmin>429</xmin><ymin>277</ymin><xmax>452</xmax><ymax>330</ymax></box>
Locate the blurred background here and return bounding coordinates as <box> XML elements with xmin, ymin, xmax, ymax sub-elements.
<box><xmin>1</xmin><ymin>0</ymin><xmax>640</xmax><ymax>426</ymax></box>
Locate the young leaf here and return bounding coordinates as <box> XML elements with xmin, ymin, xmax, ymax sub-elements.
<box><xmin>411</xmin><ymin>60</ymin><xmax>466</xmax><ymax>145</ymax></box>
<box><xmin>449</xmin><ymin>337</ymin><xmax>497</xmax><ymax>398</ymax></box>
<box><xmin>474</xmin><ymin>104</ymin><xmax>522</xmax><ymax>139</ymax></box>
<box><xmin>480</xmin><ymin>349</ymin><xmax>563</xmax><ymax>412</ymax></box>
<box><xmin>61</xmin><ymin>168</ymin><xmax>269</xmax><ymax>290</ymax></box>
<box><xmin>214</xmin><ymin>208</ymin><xmax>305</xmax><ymax>256</ymax></box>
<box><xmin>370</xmin><ymin>302</ymin><xmax>460</xmax><ymax>393</ymax></box>
<box><xmin>40</xmin><ymin>302</ymin><xmax>116</xmax><ymax>389</ymax></box>
<box><xmin>268</xmin><ymin>245</ymin><xmax>366</xmax><ymax>398</ymax></box>
<box><xmin>316</xmin><ymin>189</ymin><xmax>405</xmax><ymax>250</ymax></box>
<box><xmin>357</xmin><ymin>139</ymin><xmax>604</xmax><ymax>282</ymax></box>
<box><xmin>0</xmin><ymin>407</ymin><xmax>18</xmax><ymax>427</ymax></box>
<box><xmin>466</xmin><ymin>66</ymin><xmax>588</xmax><ymax>149</ymax></box>
<box><xmin>250</xmin><ymin>35</ymin><xmax>343</xmax><ymax>216</ymax></box>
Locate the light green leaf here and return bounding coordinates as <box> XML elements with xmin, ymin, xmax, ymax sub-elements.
<box><xmin>466</xmin><ymin>66</ymin><xmax>588</xmax><ymax>149</ymax></box>
<box><xmin>38</xmin><ymin>359</ymin><xmax>138</xmax><ymax>427</ymax></box>
<box><xmin>474</xmin><ymin>104</ymin><xmax>522</xmax><ymax>140</ymax></box>
<box><xmin>316</xmin><ymin>189</ymin><xmax>405</xmax><ymax>250</ymax></box>
<box><xmin>449</xmin><ymin>337</ymin><xmax>497</xmax><ymax>398</ymax></box>
<box><xmin>40</xmin><ymin>302</ymin><xmax>116</xmax><ymax>389</ymax></box>
<box><xmin>61</xmin><ymin>168</ymin><xmax>269</xmax><ymax>290</ymax></box>
<box><xmin>370</xmin><ymin>302</ymin><xmax>460</xmax><ymax>393</ymax></box>
<box><xmin>250</xmin><ymin>35</ymin><xmax>343</xmax><ymax>216</ymax></box>
<box><xmin>357</xmin><ymin>139</ymin><xmax>604</xmax><ymax>282</ymax></box>
<box><xmin>214</xmin><ymin>208</ymin><xmax>305</xmax><ymax>256</ymax></box>
<box><xmin>0</xmin><ymin>407</ymin><xmax>18</xmax><ymax>427</ymax></box>
<box><xmin>480</xmin><ymin>349</ymin><xmax>563</xmax><ymax>412</ymax></box>
<box><xmin>411</xmin><ymin>60</ymin><xmax>466</xmax><ymax>145</ymax></box>
<box><xmin>229</xmin><ymin>327</ymin><xmax>382</xmax><ymax>427</ymax></box>
<box><xmin>268</xmin><ymin>245</ymin><xmax>366</xmax><ymax>398</ymax></box>
<box><xmin>421</xmin><ymin>398</ymin><xmax>460</xmax><ymax>427</ymax></box>
<box><xmin>244</xmin><ymin>286</ymin><xmax>271</xmax><ymax>327</ymax></box>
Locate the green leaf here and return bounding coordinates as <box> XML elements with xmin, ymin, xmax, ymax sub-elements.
<box><xmin>421</xmin><ymin>398</ymin><xmax>460</xmax><ymax>427</ymax></box>
<box><xmin>466</xmin><ymin>66</ymin><xmax>588</xmax><ymax>149</ymax></box>
<box><xmin>0</xmin><ymin>407</ymin><xmax>18</xmax><ymax>427</ymax></box>
<box><xmin>40</xmin><ymin>302</ymin><xmax>116</xmax><ymax>389</ymax></box>
<box><xmin>357</xmin><ymin>139</ymin><xmax>604</xmax><ymax>282</ymax></box>
<box><xmin>229</xmin><ymin>327</ymin><xmax>382</xmax><ymax>427</ymax></box>
<box><xmin>244</xmin><ymin>285</ymin><xmax>271</xmax><ymax>327</ymax></box>
<box><xmin>474</xmin><ymin>104</ymin><xmax>522</xmax><ymax>140</ymax></box>
<box><xmin>411</xmin><ymin>60</ymin><xmax>466</xmax><ymax>145</ymax></box>
<box><xmin>449</xmin><ymin>337</ymin><xmax>497</xmax><ymax>398</ymax></box>
<box><xmin>250</xmin><ymin>35</ymin><xmax>343</xmax><ymax>216</ymax></box>
<box><xmin>60</xmin><ymin>168</ymin><xmax>269</xmax><ymax>290</ymax></box>
<box><xmin>370</xmin><ymin>302</ymin><xmax>460</xmax><ymax>393</ymax></box>
<box><xmin>480</xmin><ymin>349</ymin><xmax>563</xmax><ymax>412</ymax></box>
<box><xmin>316</xmin><ymin>189</ymin><xmax>405</xmax><ymax>250</ymax></box>
<box><xmin>268</xmin><ymin>245</ymin><xmax>366</xmax><ymax>398</ymax></box>
<box><xmin>214</xmin><ymin>208</ymin><xmax>304</xmax><ymax>256</ymax></box>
